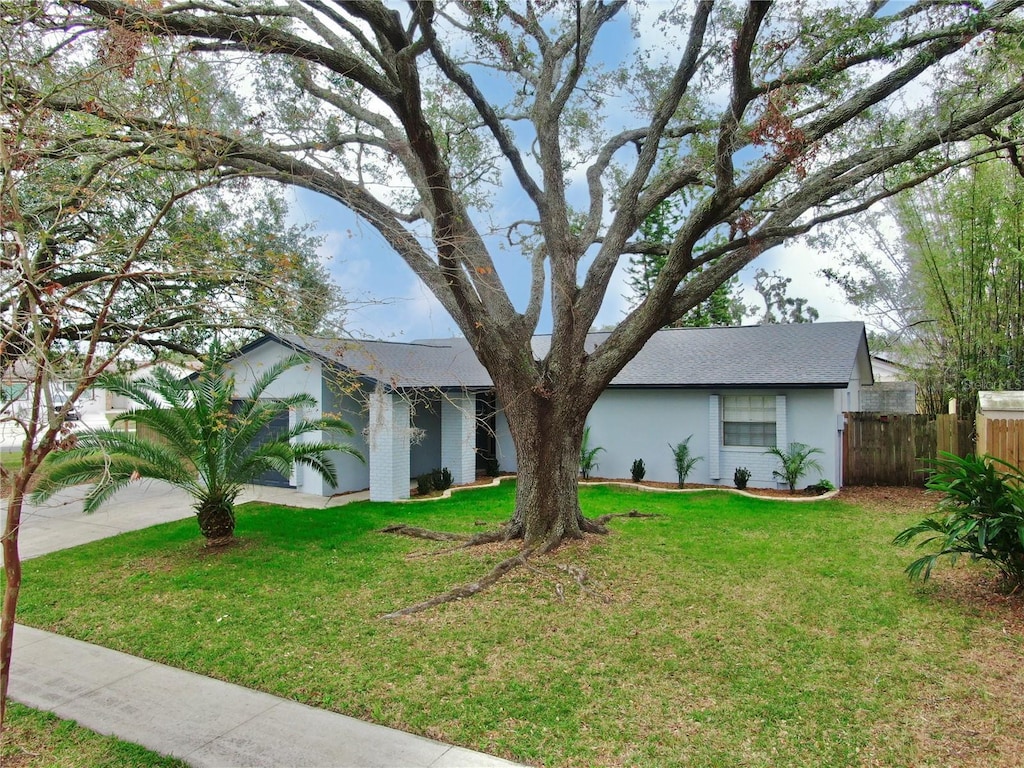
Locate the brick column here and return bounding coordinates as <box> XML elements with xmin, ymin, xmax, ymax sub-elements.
<box><xmin>368</xmin><ymin>388</ymin><xmax>411</xmax><ymax>501</ymax></box>
<box><xmin>441</xmin><ymin>392</ymin><xmax>477</xmax><ymax>486</ymax></box>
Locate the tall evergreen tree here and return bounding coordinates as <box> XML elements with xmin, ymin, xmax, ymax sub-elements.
<box><xmin>627</xmin><ymin>201</ymin><xmax>745</xmax><ymax>328</ymax></box>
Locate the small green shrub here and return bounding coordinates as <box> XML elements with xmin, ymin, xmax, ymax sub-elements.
<box><xmin>416</xmin><ymin>467</ymin><xmax>453</xmax><ymax>495</ymax></box>
<box><xmin>669</xmin><ymin>436</ymin><xmax>702</xmax><ymax>488</ymax></box>
<box><xmin>433</xmin><ymin>467</ymin><xmax>453</xmax><ymax>492</ymax></box>
<box><xmin>484</xmin><ymin>456</ymin><xmax>500</xmax><ymax>477</ymax></box>
<box><xmin>806</xmin><ymin>479</ymin><xmax>835</xmax><ymax>494</ymax></box>
<box><xmin>416</xmin><ymin>473</ymin><xmax>434</xmax><ymax>496</ymax></box>
<box><xmin>416</xmin><ymin>474</ymin><xmax>430</xmax><ymax>495</ymax></box>
<box><xmin>631</xmin><ymin>458</ymin><xmax>646</xmax><ymax>483</ymax></box>
<box><xmin>580</xmin><ymin>426</ymin><xmax>604</xmax><ymax>480</ymax></box>
<box><xmin>733</xmin><ymin>467</ymin><xmax>751</xmax><ymax>490</ymax></box>
<box><xmin>893</xmin><ymin>452</ymin><xmax>1024</xmax><ymax>589</ymax></box>
<box><xmin>764</xmin><ymin>442</ymin><xmax>824</xmax><ymax>493</ymax></box>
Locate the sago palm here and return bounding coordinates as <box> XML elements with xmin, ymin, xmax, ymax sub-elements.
<box><xmin>32</xmin><ymin>350</ymin><xmax>363</xmax><ymax>545</ymax></box>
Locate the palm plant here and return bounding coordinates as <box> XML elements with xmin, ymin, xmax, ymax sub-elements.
<box><xmin>764</xmin><ymin>442</ymin><xmax>824</xmax><ymax>493</ymax></box>
<box><xmin>893</xmin><ymin>452</ymin><xmax>1024</xmax><ymax>589</ymax></box>
<box><xmin>579</xmin><ymin>425</ymin><xmax>605</xmax><ymax>480</ymax></box>
<box><xmin>669</xmin><ymin>436</ymin><xmax>702</xmax><ymax>487</ymax></box>
<box><xmin>32</xmin><ymin>348</ymin><xmax>363</xmax><ymax>545</ymax></box>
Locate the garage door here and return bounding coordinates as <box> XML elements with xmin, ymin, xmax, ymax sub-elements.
<box><xmin>243</xmin><ymin>406</ymin><xmax>292</xmax><ymax>488</ymax></box>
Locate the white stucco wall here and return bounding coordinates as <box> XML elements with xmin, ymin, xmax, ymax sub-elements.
<box><xmin>321</xmin><ymin>379</ymin><xmax>371</xmax><ymax>495</ymax></box>
<box><xmin>494</xmin><ymin>386</ymin><xmax>843</xmax><ymax>489</ymax></box>
<box><xmin>587</xmin><ymin>389</ymin><xmax>711</xmax><ymax>484</ymax></box>
<box><xmin>787</xmin><ymin>388</ymin><xmax>843</xmax><ymax>488</ymax></box>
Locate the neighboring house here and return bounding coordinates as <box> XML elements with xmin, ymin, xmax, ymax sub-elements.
<box><xmin>104</xmin><ymin>361</ymin><xmax>200</xmax><ymax>412</ymax></box>
<box><xmin>863</xmin><ymin>352</ymin><xmax>917</xmax><ymax>413</ymax></box>
<box><xmin>224</xmin><ymin>321</ymin><xmax>874</xmax><ymax>500</ymax></box>
<box><xmin>1</xmin><ymin>360</ymin><xmax>78</xmax><ymax>423</ymax></box>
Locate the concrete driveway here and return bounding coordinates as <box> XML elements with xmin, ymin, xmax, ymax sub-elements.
<box><xmin>3</xmin><ymin>482</ymin><xmax>196</xmax><ymax>561</ymax></box>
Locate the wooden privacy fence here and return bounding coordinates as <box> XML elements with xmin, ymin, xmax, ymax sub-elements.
<box><xmin>843</xmin><ymin>413</ymin><xmax>974</xmax><ymax>486</ymax></box>
<box><xmin>976</xmin><ymin>416</ymin><xmax>1024</xmax><ymax>472</ymax></box>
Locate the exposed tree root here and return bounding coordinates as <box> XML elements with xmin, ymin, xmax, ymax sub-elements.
<box><xmin>524</xmin><ymin>560</ymin><xmax>612</xmax><ymax>604</ymax></box>
<box><xmin>380</xmin><ymin>509</ymin><xmax>654</xmax><ymax>617</ymax></box>
<box><xmin>203</xmin><ymin>535</ymin><xmax>236</xmax><ymax>548</ymax></box>
<box><xmin>381</xmin><ymin>549</ymin><xmax>533</xmax><ymax>619</ymax></box>
<box><xmin>381</xmin><ymin>524</ymin><xmax>508</xmax><ymax>547</ymax></box>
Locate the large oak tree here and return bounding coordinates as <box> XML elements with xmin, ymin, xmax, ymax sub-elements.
<box><xmin>10</xmin><ymin>1</ymin><xmax>1024</xmax><ymax>550</ymax></box>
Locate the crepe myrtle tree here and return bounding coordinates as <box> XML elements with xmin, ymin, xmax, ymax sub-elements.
<box><xmin>25</xmin><ymin>0</ymin><xmax>1024</xmax><ymax>553</ymax></box>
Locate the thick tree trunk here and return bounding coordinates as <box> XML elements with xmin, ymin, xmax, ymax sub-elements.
<box><xmin>0</xmin><ymin>483</ymin><xmax>26</xmax><ymax>738</ymax></box>
<box><xmin>195</xmin><ymin>496</ymin><xmax>235</xmax><ymax>546</ymax></box>
<box><xmin>500</xmin><ymin>391</ymin><xmax>607</xmax><ymax>551</ymax></box>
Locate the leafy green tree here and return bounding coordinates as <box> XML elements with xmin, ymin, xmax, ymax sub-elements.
<box><xmin>32</xmin><ymin>350</ymin><xmax>363</xmax><ymax>545</ymax></box>
<box><xmin>0</xmin><ymin>17</ymin><xmax>350</xmax><ymax>729</ymax></box>
<box><xmin>898</xmin><ymin>157</ymin><xmax>1024</xmax><ymax>414</ymax></box>
<box><xmin>627</xmin><ymin>201</ymin><xmax>746</xmax><ymax>328</ymax></box>
<box><xmin>7</xmin><ymin>1</ymin><xmax>1024</xmax><ymax>556</ymax></box>
<box><xmin>765</xmin><ymin>443</ymin><xmax>824</xmax><ymax>493</ymax></box>
<box><xmin>751</xmin><ymin>269</ymin><xmax>818</xmax><ymax>324</ymax></box>
<box><xmin>821</xmin><ymin>153</ymin><xmax>1024</xmax><ymax>414</ymax></box>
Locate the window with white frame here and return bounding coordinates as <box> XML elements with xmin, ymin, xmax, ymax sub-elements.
<box><xmin>722</xmin><ymin>395</ymin><xmax>777</xmax><ymax>447</ymax></box>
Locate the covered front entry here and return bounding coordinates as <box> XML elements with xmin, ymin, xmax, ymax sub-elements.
<box><xmin>368</xmin><ymin>387</ymin><xmax>479</xmax><ymax>501</ymax></box>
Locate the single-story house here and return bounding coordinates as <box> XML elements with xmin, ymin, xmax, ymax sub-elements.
<box><xmin>223</xmin><ymin>321</ymin><xmax>874</xmax><ymax>500</ymax></box>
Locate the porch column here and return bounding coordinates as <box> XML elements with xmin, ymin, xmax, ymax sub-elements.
<box><xmin>441</xmin><ymin>392</ymin><xmax>477</xmax><ymax>486</ymax></box>
<box><xmin>368</xmin><ymin>388</ymin><xmax>410</xmax><ymax>502</ymax></box>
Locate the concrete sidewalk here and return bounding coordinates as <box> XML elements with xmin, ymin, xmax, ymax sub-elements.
<box><xmin>12</xmin><ymin>626</ymin><xmax>518</xmax><ymax>767</ymax></box>
<box><xmin>6</xmin><ymin>483</ymin><xmax>524</xmax><ymax>768</ymax></box>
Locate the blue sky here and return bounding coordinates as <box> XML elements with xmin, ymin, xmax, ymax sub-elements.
<box><xmin>288</xmin><ymin>185</ymin><xmax>863</xmax><ymax>342</ymax></box>
<box><xmin>283</xmin><ymin>7</ymin><xmax>867</xmax><ymax>342</ymax></box>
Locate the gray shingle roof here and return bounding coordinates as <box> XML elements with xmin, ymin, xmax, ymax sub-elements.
<box><xmin>264</xmin><ymin>321</ymin><xmax>867</xmax><ymax>390</ymax></box>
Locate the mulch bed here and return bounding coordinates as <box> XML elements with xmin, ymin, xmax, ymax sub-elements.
<box><xmin>835</xmin><ymin>484</ymin><xmax>939</xmax><ymax>513</ymax></box>
<box><xmin>584</xmin><ymin>477</ymin><xmax>831</xmax><ymax>498</ymax></box>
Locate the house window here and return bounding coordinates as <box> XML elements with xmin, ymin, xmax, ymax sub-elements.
<box><xmin>723</xmin><ymin>395</ymin><xmax>777</xmax><ymax>447</ymax></box>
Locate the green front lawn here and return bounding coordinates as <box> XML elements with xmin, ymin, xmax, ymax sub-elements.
<box><xmin>12</xmin><ymin>484</ymin><xmax>1023</xmax><ymax>767</ymax></box>
<box><xmin>2</xmin><ymin>702</ymin><xmax>188</xmax><ymax>768</ymax></box>
<box><xmin>1</xmin><ymin>451</ymin><xmax>21</xmax><ymax>473</ymax></box>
